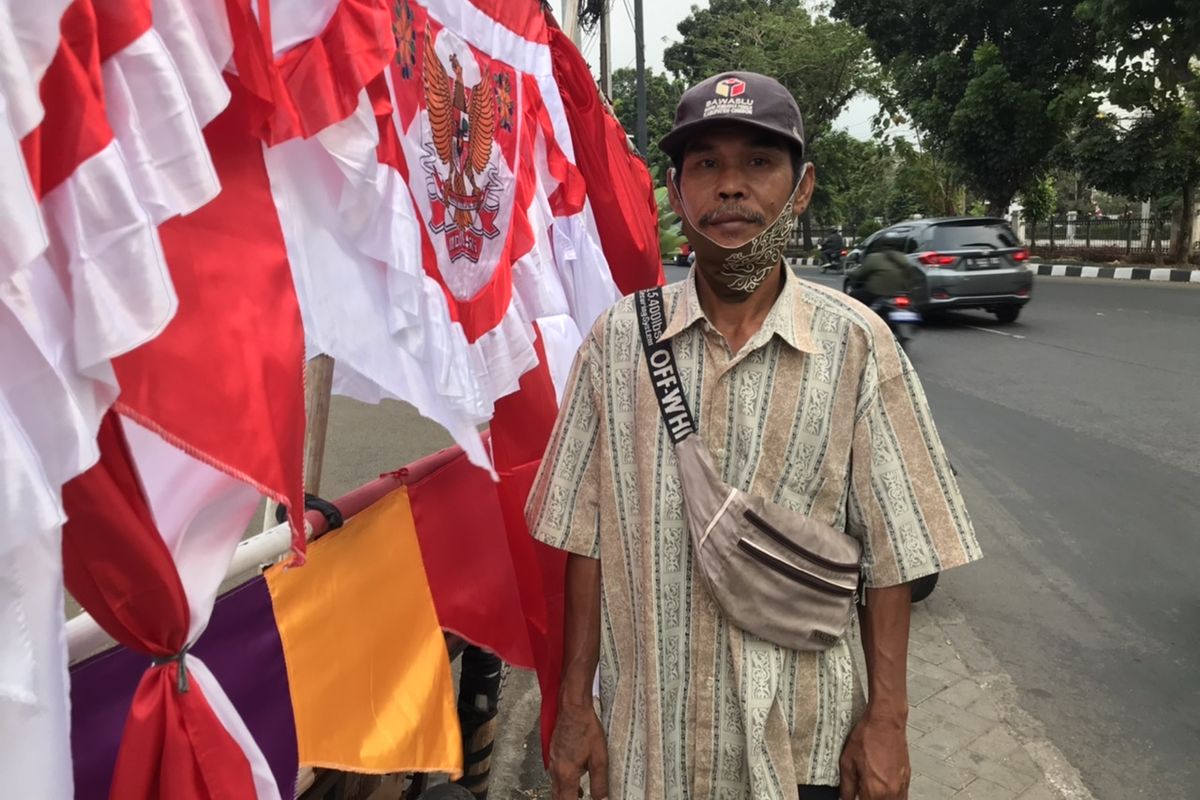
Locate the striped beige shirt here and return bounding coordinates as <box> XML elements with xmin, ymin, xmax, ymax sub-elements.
<box><xmin>527</xmin><ymin>266</ymin><xmax>980</xmax><ymax>799</ymax></box>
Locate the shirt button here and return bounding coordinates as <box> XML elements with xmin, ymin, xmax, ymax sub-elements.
<box><xmin>715</xmin><ymin>447</ymin><xmax>726</xmax><ymax>459</ymax></box>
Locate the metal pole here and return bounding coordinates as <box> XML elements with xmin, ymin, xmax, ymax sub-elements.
<box><xmin>562</xmin><ymin>0</ymin><xmax>582</xmax><ymax>47</ymax></box>
<box><xmin>634</xmin><ymin>0</ymin><xmax>647</xmax><ymax>154</ymax></box>
<box><xmin>599</xmin><ymin>0</ymin><xmax>612</xmax><ymax>98</ymax></box>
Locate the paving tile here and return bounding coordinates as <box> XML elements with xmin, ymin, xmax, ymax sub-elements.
<box><xmin>909</xmin><ymin>656</ymin><xmax>964</xmax><ymax>687</ymax></box>
<box><xmin>953</xmin><ymin>777</ymin><xmax>1019</xmax><ymax>799</ymax></box>
<box><xmin>910</xmin><ymin>672</ymin><xmax>956</xmax><ymax>705</ymax></box>
<box><xmin>948</xmin><ymin>748</ymin><xmax>1039</xmax><ymax>793</ymax></box>
<box><xmin>919</xmin><ymin>641</ymin><xmax>959</xmax><ymax>666</ymax></box>
<box><xmin>913</xmin><ymin>721</ymin><xmax>986</xmax><ymax>760</ymax></box>
<box><xmin>965</xmin><ymin>695</ymin><xmax>1003</xmax><ymax>722</ymax></box>
<box><xmin>939</xmin><ymin>655</ymin><xmax>972</xmax><ymax>678</ymax></box>
<box><xmin>910</xmin><ymin>743</ymin><xmax>975</xmax><ymax>790</ymax></box>
<box><xmin>910</xmin><ymin>697</ymin><xmax>997</xmax><ymax>736</ymax></box>
<box><xmin>910</xmin><ymin>775</ymin><xmax>959</xmax><ymax>799</ymax></box>
<box><xmin>935</xmin><ymin>678</ymin><xmax>988</xmax><ymax>709</ymax></box>
<box><xmin>967</xmin><ymin>726</ymin><xmax>1023</xmax><ymax>760</ymax></box>
<box><xmin>1015</xmin><ymin>783</ymin><xmax>1061</xmax><ymax>800</ymax></box>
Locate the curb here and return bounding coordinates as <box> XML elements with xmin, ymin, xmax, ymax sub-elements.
<box><xmin>1029</xmin><ymin>263</ymin><xmax>1199</xmax><ymax>283</ymax></box>
<box><xmin>787</xmin><ymin>257</ymin><xmax>1200</xmax><ymax>283</ymax></box>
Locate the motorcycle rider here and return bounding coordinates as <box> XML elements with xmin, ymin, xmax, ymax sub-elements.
<box><xmin>819</xmin><ymin>227</ymin><xmax>844</xmax><ymax>270</ymax></box>
<box><xmin>848</xmin><ymin>237</ymin><xmax>914</xmax><ymax>312</ymax></box>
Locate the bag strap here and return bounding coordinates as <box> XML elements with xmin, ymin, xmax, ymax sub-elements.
<box><xmin>634</xmin><ymin>288</ymin><xmax>696</xmax><ymax>445</ymax></box>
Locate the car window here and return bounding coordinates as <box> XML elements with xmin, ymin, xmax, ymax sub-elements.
<box><xmin>930</xmin><ymin>221</ymin><xmax>1018</xmax><ymax>250</ymax></box>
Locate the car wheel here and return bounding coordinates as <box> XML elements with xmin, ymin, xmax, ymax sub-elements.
<box><xmin>994</xmin><ymin>306</ymin><xmax>1021</xmax><ymax>324</ymax></box>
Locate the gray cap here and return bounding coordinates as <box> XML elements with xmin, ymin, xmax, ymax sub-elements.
<box><xmin>659</xmin><ymin>71</ymin><xmax>805</xmax><ymax>163</ymax></box>
<box><xmin>657</xmin><ymin>71</ymin><xmax>806</xmax><ymax>164</ymax></box>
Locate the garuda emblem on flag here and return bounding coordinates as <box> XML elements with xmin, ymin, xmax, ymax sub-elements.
<box><xmin>421</xmin><ymin>28</ymin><xmax>501</xmax><ymax>263</ymax></box>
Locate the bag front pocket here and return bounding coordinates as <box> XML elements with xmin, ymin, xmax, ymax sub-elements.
<box><xmin>743</xmin><ymin>509</ymin><xmax>860</xmax><ymax>573</ymax></box>
<box><xmin>736</xmin><ymin>538</ymin><xmax>855</xmax><ymax>597</ymax></box>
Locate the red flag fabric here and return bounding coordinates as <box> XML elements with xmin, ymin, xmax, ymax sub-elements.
<box><xmin>61</xmin><ymin>413</ymin><xmax>258</xmax><ymax>800</ymax></box>
<box><xmin>488</xmin><ymin>327</ymin><xmax>567</xmax><ymax>759</ymax></box>
<box><xmin>112</xmin><ymin>80</ymin><xmax>308</xmax><ymax>559</ymax></box>
<box><xmin>547</xmin><ymin>22</ymin><xmax>663</xmax><ymax>294</ymax></box>
<box><xmin>20</xmin><ymin>0</ymin><xmax>112</xmax><ymax>199</ymax></box>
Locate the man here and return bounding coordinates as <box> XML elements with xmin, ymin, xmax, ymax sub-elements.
<box><xmin>848</xmin><ymin>238</ymin><xmax>916</xmax><ymax>311</ymax></box>
<box><xmin>820</xmin><ymin>227</ymin><xmax>845</xmax><ymax>268</ymax></box>
<box><xmin>527</xmin><ymin>71</ymin><xmax>980</xmax><ymax>800</ymax></box>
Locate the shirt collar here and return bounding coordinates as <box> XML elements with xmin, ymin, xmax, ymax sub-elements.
<box><xmin>658</xmin><ymin>264</ymin><xmax>818</xmax><ymax>354</ymax></box>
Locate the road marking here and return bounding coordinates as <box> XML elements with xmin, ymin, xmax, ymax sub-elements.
<box><xmin>964</xmin><ymin>325</ymin><xmax>1026</xmax><ymax>340</ymax></box>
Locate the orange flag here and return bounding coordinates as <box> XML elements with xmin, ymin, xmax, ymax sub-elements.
<box><xmin>265</xmin><ymin>488</ymin><xmax>461</xmax><ymax>775</ymax></box>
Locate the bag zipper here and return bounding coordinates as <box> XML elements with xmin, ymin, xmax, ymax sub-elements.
<box><xmin>743</xmin><ymin>509</ymin><xmax>860</xmax><ymax>573</ymax></box>
<box><xmin>736</xmin><ymin>539</ymin><xmax>856</xmax><ymax>597</ymax></box>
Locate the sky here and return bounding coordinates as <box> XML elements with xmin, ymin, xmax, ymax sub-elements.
<box><xmin>560</xmin><ymin>0</ymin><xmax>883</xmax><ymax>140</ymax></box>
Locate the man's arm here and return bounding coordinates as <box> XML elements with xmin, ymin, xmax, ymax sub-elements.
<box><xmin>559</xmin><ymin>553</ymin><xmax>602</xmax><ymax>708</ymax></box>
<box><xmin>839</xmin><ymin>584</ymin><xmax>913</xmax><ymax>800</ymax></box>
<box><xmin>548</xmin><ymin>554</ymin><xmax>609</xmax><ymax>800</ymax></box>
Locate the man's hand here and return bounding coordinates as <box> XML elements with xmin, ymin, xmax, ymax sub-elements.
<box><xmin>838</xmin><ymin>711</ymin><xmax>910</xmax><ymax>800</ymax></box>
<box><xmin>549</xmin><ymin>700</ymin><xmax>609</xmax><ymax>800</ymax></box>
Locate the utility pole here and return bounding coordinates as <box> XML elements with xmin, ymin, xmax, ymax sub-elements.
<box><xmin>599</xmin><ymin>0</ymin><xmax>612</xmax><ymax>98</ymax></box>
<box><xmin>634</xmin><ymin>0</ymin><xmax>647</xmax><ymax>154</ymax></box>
<box><xmin>561</xmin><ymin>0</ymin><xmax>582</xmax><ymax>46</ymax></box>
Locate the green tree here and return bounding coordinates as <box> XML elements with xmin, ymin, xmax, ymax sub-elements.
<box><xmin>832</xmin><ymin>0</ymin><xmax>1098</xmax><ymax>213</ymax></box>
<box><xmin>610</xmin><ymin>67</ymin><xmax>685</xmax><ymax>182</ymax></box>
<box><xmin>808</xmin><ymin>131</ymin><xmax>888</xmax><ymax>231</ymax></box>
<box><xmin>1075</xmin><ymin>0</ymin><xmax>1200</xmax><ymax>262</ymax></box>
<box><xmin>887</xmin><ymin>138</ymin><xmax>967</xmax><ymax>220</ymax></box>
<box><xmin>655</xmin><ymin>186</ymin><xmax>688</xmax><ymax>258</ymax></box>
<box><xmin>663</xmin><ymin>0</ymin><xmax>880</xmax><ymax>245</ymax></box>
<box><xmin>664</xmin><ymin>1</ymin><xmax>878</xmax><ymax>143</ymax></box>
<box><xmin>1018</xmin><ymin>175</ymin><xmax>1058</xmax><ymax>222</ymax></box>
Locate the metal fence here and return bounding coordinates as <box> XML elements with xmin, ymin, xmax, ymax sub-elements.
<box><xmin>1026</xmin><ymin>216</ymin><xmax>1175</xmax><ymax>257</ymax></box>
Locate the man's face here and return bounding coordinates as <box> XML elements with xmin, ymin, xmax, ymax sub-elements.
<box><xmin>669</xmin><ymin>123</ymin><xmax>813</xmax><ymax>249</ymax></box>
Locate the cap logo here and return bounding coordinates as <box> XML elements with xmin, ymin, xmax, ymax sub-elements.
<box><xmin>704</xmin><ymin>78</ymin><xmax>755</xmax><ymax>118</ymax></box>
<box><xmin>715</xmin><ymin>78</ymin><xmax>746</xmax><ymax>98</ymax></box>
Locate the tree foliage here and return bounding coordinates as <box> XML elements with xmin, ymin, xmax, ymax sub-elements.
<box><xmin>831</xmin><ymin>0</ymin><xmax>1098</xmax><ymax>212</ymax></box>
<box><xmin>1018</xmin><ymin>175</ymin><xmax>1058</xmax><ymax>222</ymax></box>
<box><xmin>610</xmin><ymin>67</ymin><xmax>684</xmax><ymax>182</ymax></box>
<box><xmin>1073</xmin><ymin>0</ymin><xmax>1200</xmax><ymax>261</ymax></box>
<box><xmin>663</xmin><ymin>0</ymin><xmax>879</xmax><ymax>146</ymax></box>
<box><xmin>655</xmin><ymin>186</ymin><xmax>688</xmax><ymax>257</ymax></box>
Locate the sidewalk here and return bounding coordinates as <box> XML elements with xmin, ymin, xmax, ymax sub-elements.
<box><xmin>895</xmin><ymin>599</ymin><xmax>1093</xmax><ymax>800</ymax></box>
<box><xmin>481</xmin><ymin>596</ymin><xmax>1096</xmax><ymax>799</ymax></box>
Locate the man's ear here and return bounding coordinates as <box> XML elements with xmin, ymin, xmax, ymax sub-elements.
<box><xmin>667</xmin><ymin>168</ymin><xmax>684</xmax><ymax>218</ymax></box>
<box><xmin>792</xmin><ymin>162</ymin><xmax>816</xmax><ymax>216</ymax></box>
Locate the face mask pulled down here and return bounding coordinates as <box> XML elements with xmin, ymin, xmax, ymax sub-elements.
<box><xmin>673</xmin><ymin>166</ymin><xmax>804</xmax><ymax>296</ymax></box>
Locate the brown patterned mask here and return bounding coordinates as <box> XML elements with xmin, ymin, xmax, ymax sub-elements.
<box><xmin>672</xmin><ymin>165</ymin><xmax>804</xmax><ymax>296</ymax></box>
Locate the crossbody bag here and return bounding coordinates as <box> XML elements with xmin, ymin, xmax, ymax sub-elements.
<box><xmin>635</xmin><ymin>287</ymin><xmax>864</xmax><ymax>651</ymax></box>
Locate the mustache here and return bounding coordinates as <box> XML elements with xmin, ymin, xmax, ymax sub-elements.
<box><xmin>697</xmin><ymin>204</ymin><xmax>766</xmax><ymax>227</ymax></box>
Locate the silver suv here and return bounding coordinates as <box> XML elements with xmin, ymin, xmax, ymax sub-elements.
<box><xmin>845</xmin><ymin>217</ymin><xmax>1034</xmax><ymax>323</ymax></box>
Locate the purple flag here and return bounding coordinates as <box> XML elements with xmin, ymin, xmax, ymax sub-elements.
<box><xmin>70</xmin><ymin>577</ymin><xmax>298</xmax><ymax>798</ymax></box>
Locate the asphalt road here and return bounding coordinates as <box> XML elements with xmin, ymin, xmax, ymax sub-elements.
<box><xmin>314</xmin><ymin>270</ymin><xmax>1199</xmax><ymax>799</ymax></box>
<box><xmin>795</xmin><ymin>270</ymin><xmax>1200</xmax><ymax>799</ymax></box>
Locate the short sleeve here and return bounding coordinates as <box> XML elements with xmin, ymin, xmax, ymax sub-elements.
<box><xmin>846</xmin><ymin>354</ymin><xmax>982</xmax><ymax>588</ymax></box>
<box><xmin>525</xmin><ymin>332</ymin><xmax>603</xmax><ymax>559</ymax></box>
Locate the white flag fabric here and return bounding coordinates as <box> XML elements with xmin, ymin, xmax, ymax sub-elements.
<box><xmin>123</xmin><ymin>418</ymin><xmax>282</xmax><ymax>800</ymax></box>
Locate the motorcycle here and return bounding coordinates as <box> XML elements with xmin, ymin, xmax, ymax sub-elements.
<box><xmin>874</xmin><ymin>293</ymin><xmax>921</xmax><ymax>350</ymax></box>
<box><xmin>819</xmin><ymin>248</ymin><xmax>848</xmax><ymax>273</ymax></box>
